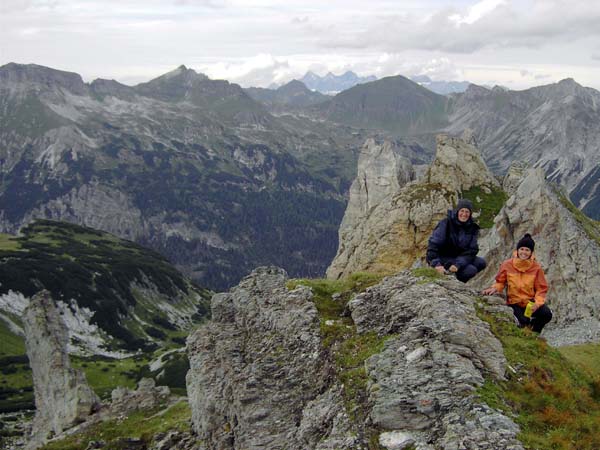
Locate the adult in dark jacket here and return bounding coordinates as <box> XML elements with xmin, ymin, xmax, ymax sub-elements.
<box><xmin>426</xmin><ymin>199</ymin><xmax>486</xmax><ymax>283</ymax></box>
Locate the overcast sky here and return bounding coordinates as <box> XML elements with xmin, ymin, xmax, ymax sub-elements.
<box><xmin>2</xmin><ymin>0</ymin><xmax>600</xmax><ymax>90</ymax></box>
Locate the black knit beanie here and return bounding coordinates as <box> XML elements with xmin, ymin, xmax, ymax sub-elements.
<box><xmin>456</xmin><ymin>199</ymin><xmax>473</xmax><ymax>213</ymax></box>
<box><xmin>516</xmin><ymin>233</ymin><xmax>535</xmax><ymax>251</ymax></box>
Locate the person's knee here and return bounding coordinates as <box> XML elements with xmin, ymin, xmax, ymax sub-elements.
<box><xmin>537</xmin><ymin>305</ymin><xmax>553</xmax><ymax>323</ymax></box>
<box><xmin>457</xmin><ymin>265</ymin><xmax>477</xmax><ymax>282</ymax></box>
<box><xmin>474</xmin><ymin>257</ymin><xmax>486</xmax><ymax>271</ymax></box>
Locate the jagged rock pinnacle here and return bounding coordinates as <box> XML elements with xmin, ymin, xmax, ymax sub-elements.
<box><xmin>23</xmin><ymin>290</ymin><xmax>100</xmax><ymax>450</ymax></box>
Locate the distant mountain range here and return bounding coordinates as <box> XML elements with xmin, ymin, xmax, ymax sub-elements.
<box><xmin>245</xmin><ymin>79</ymin><xmax>330</xmax><ymax>110</ymax></box>
<box><xmin>1</xmin><ymin>62</ymin><xmax>600</xmax><ymax>292</ymax></box>
<box><xmin>0</xmin><ymin>63</ymin><xmax>376</xmax><ymax>290</ymax></box>
<box><xmin>410</xmin><ymin>75</ymin><xmax>471</xmax><ymax>95</ymax></box>
<box><xmin>268</xmin><ymin>71</ymin><xmax>471</xmax><ymax>96</ymax></box>
<box><xmin>298</xmin><ymin>71</ymin><xmax>377</xmax><ymax>94</ymax></box>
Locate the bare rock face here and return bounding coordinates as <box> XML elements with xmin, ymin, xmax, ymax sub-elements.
<box><xmin>186</xmin><ymin>267</ymin><xmax>357</xmax><ymax>449</ymax></box>
<box><xmin>23</xmin><ymin>290</ymin><xmax>100</xmax><ymax>450</ymax></box>
<box><xmin>425</xmin><ymin>132</ymin><xmax>499</xmax><ymax>192</ymax></box>
<box><xmin>326</xmin><ymin>139</ymin><xmax>418</xmax><ymax>279</ymax></box>
<box><xmin>477</xmin><ymin>168</ymin><xmax>600</xmax><ymax>346</ymax></box>
<box><xmin>327</xmin><ymin>133</ymin><xmax>497</xmax><ymax>279</ymax></box>
<box><xmin>349</xmin><ymin>272</ymin><xmax>523</xmax><ymax>450</ymax></box>
<box><xmin>501</xmin><ymin>161</ymin><xmax>529</xmax><ymax>196</ymax></box>
<box><xmin>187</xmin><ymin>267</ymin><xmax>524</xmax><ymax>449</ymax></box>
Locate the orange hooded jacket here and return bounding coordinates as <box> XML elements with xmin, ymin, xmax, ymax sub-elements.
<box><xmin>492</xmin><ymin>251</ymin><xmax>548</xmax><ymax>307</ymax></box>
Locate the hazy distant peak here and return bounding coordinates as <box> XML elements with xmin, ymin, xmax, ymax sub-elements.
<box><xmin>279</xmin><ymin>79</ymin><xmax>309</xmax><ymax>91</ymax></box>
<box><xmin>299</xmin><ymin>70</ymin><xmax>377</xmax><ymax>94</ymax></box>
<box><xmin>0</xmin><ymin>62</ymin><xmax>87</xmax><ymax>94</ymax></box>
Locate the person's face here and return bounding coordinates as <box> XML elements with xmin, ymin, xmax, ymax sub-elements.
<box><xmin>457</xmin><ymin>208</ymin><xmax>471</xmax><ymax>223</ymax></box>
<box><xmin>517</xmin><ymin>247</ymin><xmax>532</xmax><ymax>259</ymax></box>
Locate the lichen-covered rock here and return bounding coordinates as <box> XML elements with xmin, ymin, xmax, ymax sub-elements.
<box><xmin>186</xmin><ymin>267</ymin><xmax>356</xmax><ymax>449</ymax></box>
<box><xmin>327</xmin><ymin>133</ymin><xmax>498</xmax><ymax>279</ymax></box>
<box><xmin>23</xmin><ymin>290</ymin><xmax>100</xmax><ymax>450</ymax></box>
<box><xmin>425</xmin><ymin>132</ymin><xmax>499</xmax><ymax>192</ymax></box>
<box><xmin>349</xmin><ymin>272</ymin><xmax>523</xmax><ymax>450</ymax></box>
<box><xmin>477</xmin><ymin>168</ymin><xmax>600</xmax><ymax>346</ymax></box>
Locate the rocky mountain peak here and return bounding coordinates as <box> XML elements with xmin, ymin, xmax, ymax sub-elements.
<box><xmin>326</xmin><ymin>139</ymin><xmax>418</xmax><ymax>279</ymax></box>
<box><xmin>426</xmin><ymin>132</ymin><xmax>499</xmax><ymax>192</ymax></box>
<box><xmin>278</xmin><ymin>79</ymin><xmax>310</xmax><ymax>93</ymax></box>
<box><xmin>0</xmin><ymin>62</ymin><xmax>87</xmax><ymax>95</ymax></box>
<box><xmin>134</xmin><ymin>65</ymin><xmax>212</xmax><ymax>101</ymax></box>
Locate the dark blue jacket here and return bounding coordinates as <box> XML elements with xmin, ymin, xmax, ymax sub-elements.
<box><xmin>426</xmin><ymin>209</ymin><xmax>480</xmax><ymax>270</ymax></box>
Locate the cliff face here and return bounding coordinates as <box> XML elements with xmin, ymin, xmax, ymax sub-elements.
<box><xmin>327</xmin><ymin>133</ymin><xmax>499</xmax><ymax>279</ymax></box>
<box><xmin>477</xmin><ymin>168</ymin><xmax>600</xmax><ymax>346</ymax></box>
<box><xmin>186</xmin><ymin>267</ymin><xmax>523</xmax><ymax>449</ymax></box>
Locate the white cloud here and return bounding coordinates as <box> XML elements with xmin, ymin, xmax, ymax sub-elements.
<box><xmin>449</xmin><ymin>0</ymin><xmax>506</xmax><ymax>25</ymax></box>
<box><xmin>2</xmin><ymin>0</ymin><xmax>600</xmax><ymax>90</ymax></box>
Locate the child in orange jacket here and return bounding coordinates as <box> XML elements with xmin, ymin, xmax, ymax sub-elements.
<box><xmin>482</xmin><ymin>233</ymin><xmax>553</xmax><ymax>333</ymax></box>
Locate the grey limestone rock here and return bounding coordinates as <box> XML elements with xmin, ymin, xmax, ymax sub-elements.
<box><xmin>110</xmin><ymin>378</ymin><xmax>170</xmax><ymax>416</ymax></box>
<box><xmin>23</xmin><ymin>290</ymin><xmax>100</xmax><ymax>450</ymax></box>
<box><xmin>186</xmin><ymin>267</ymin><xmax>354</xmax><ymax>449</ymax></box>
<box><xmin>187</xmin><ymin>266</ymin><xmax>524</xmax><ymax>449</ymax></box>
<box><xmin>501</xmin><ymin>161</ymin><xmax>529</xmax><ymax>196</ymax></box>
<box><xmin>425</xmin><ymin>132</ymin><xmax>499</xmax><ymax>192</ymax></box>
<box><xmin>349</xmin><ymin>272</ymin><xmax>523</xmax><ymax>450</ymax></box>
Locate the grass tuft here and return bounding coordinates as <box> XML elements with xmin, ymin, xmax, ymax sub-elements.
<box><xmin>40</xmin><ymin>401</ymin><xmax>191</xmax><ymax>450</ymax></box>
<box><xmin>461</xmin><ymin>185</ymin><xmax>508</xmax><ymax>228</ymax></box>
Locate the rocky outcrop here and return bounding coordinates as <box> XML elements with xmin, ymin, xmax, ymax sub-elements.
<box><xmin>326</xmin><ymin>139</ymin><xmax>416</xmax><ymax>279</ymax></box>
<box><xmin>350</xmin><ymin>272</ymin><xmax>522</xmax><ymax>449</ymax></box>
<box><xmin>110</xmin><ymin>378</ymin><xmax>170</xmax><ymax>416</ymax></box>
<box><xmin>23</xmin><ymin>290</ymin><xmax>100</xmax><ymax>449</ymax></box>
<box><xmin>186</xmin><ymin>267</ymin><xmax>523</xmax><ymax>449</ymax></box>
<box><xmin>327</xmin><ymin>133</ymin><xmax>498</xmax><ymax>279</ymax></box>
<box><xmin>186</xmin><ymin>267</ymin><xmax>357</xmax><ymax>449</ymax></box>
<box><xmin>501</xmin><ymin>161</ymin><xmax>529</xmax><ymax>196</ymax></box>
<box><xmin>425</xmin><ymin>132</ymin><xmax>499</xmax><ymax>192</ymax></box>
<box><xmin>477</xmin><ymin>168</ymin><xmax>600</xmax><ymax>346</ymax></box>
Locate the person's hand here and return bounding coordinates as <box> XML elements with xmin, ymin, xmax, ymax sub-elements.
<box><xmin>482</xmin><ymin>287</ymin><xmax>498</xmax><ymax>295</ymax></box>
<box><xmin>435</xmin><ymin>265</ymin><xmax>445</xmax><ymax>275</ymax></box>
<box><xmin>449</xmin><ymin>265</ymin><xmax>458</xmax><ymax>273</ymax></box>
<box><xmin>531</xmin><ymin>303</ymin><xmax>540</xmax><ymax>313</ymax></box>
